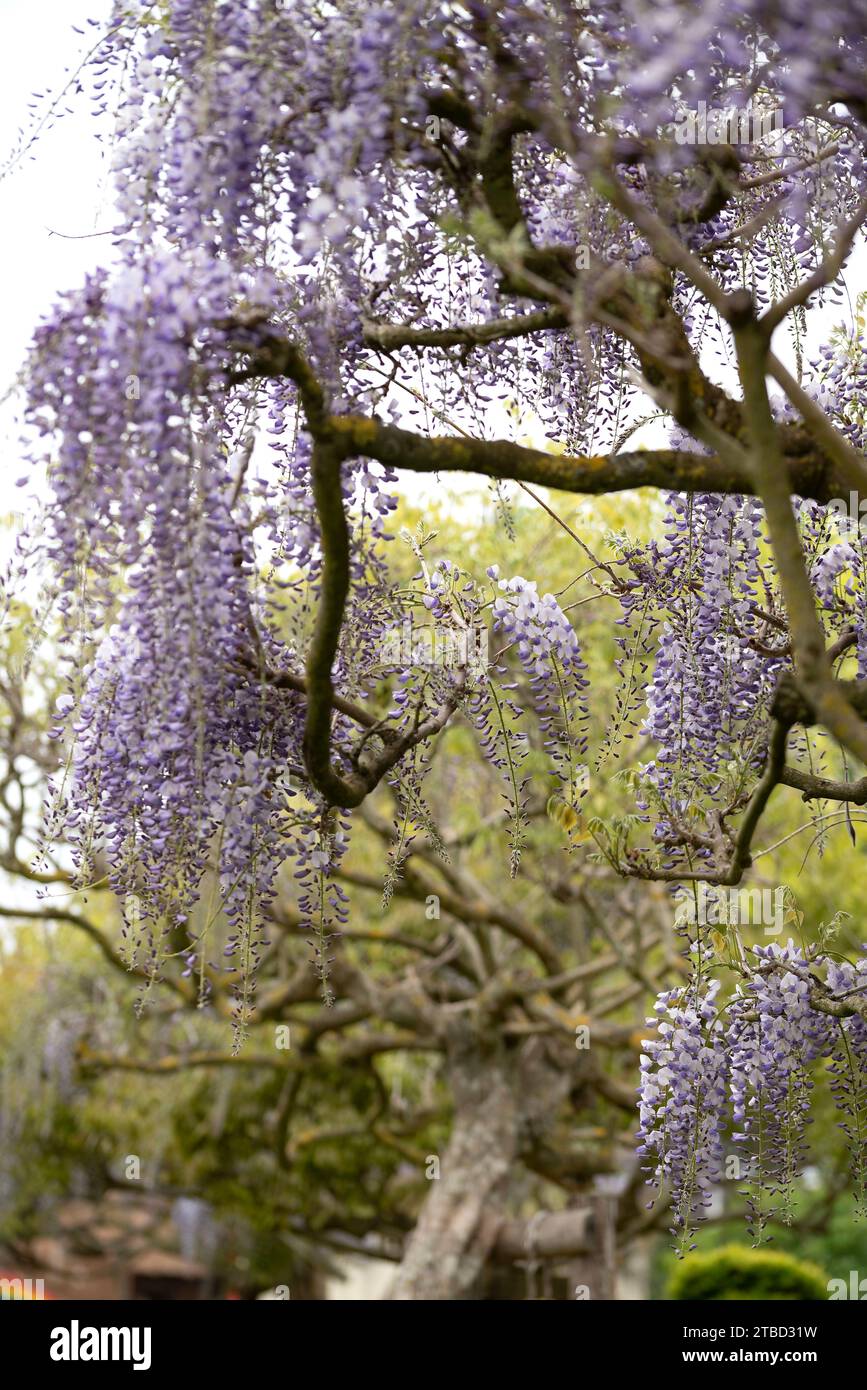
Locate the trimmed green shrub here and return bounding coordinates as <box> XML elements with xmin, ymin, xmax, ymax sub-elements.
<box><xmin>667</xmin><ymin>1245</ymin><xmax>829</xmax><ymax>1301</ymax></box>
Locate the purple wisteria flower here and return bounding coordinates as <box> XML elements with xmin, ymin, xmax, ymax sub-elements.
<box><xmin>638</xmin><ymin>977</ymin><xmax>728</xmax><ymax>1254</ymax></box>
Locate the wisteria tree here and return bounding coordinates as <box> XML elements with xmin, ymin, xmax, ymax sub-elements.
<box><xmin>10</xmin><ymin>0</ymin><xmax>867</xmax><ymax>1294</ymax></box>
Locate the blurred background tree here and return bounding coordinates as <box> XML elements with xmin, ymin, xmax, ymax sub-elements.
<box><xmin>2</xmin><ymin>483</ymin><xmax>866</xmax><ymax>1298</ymax></box>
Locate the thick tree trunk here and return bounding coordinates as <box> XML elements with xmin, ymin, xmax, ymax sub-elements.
<box><xmin>388</xmin><ymin>1026</ymin><xmax>620</xmax><ymax>1300</ymax></box>
<box><xmin>388</xmin><ymin>1032</ymin><xmax>520</xmax><ymax>1300</ymax></box>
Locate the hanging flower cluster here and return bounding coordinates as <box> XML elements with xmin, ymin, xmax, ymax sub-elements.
<box><xmin>609</xmin><ymin>479</ymin><xmax>785</xmax><ymax>863</ymax></box>
<box><xmin>637</xmin><ymin>977</ymin><xmax>728</xmax><ymax>1253</ymax></box>
<box><xmin>643</xmin><ymin>491</ymin><xmax>777</xmax><ymax>771</ymax></box>
<box><xmin>491</xmin><ymin>573</ymin><xmax>589</xmax><ymax>803</ymax></box>
<box><xmin>639</xmin><ymin>941</ymin><xmax>867</xmax><ymax>1252</ymax></box>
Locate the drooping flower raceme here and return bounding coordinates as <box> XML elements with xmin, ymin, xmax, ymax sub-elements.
<box><xmin>638</xmin><ymin>977</ymin><xmax>728</xmax><ymax>1255</ymax></box>
<box><xmin>491</xmin><ymin>574</ymin><xmax>589</xmax><ymax>806</ymax></box>
<box><xmin>727</xmin><ymin>944</ymin><xmax>834</xmax><ymax>1238</ymax></box>
<box><xmin>640</xmin><ymin>940</ymin><xmax>867</xmax><ymax>1250</ymax></box>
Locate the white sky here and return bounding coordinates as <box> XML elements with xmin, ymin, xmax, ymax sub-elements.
<box><xmin>0</xmin><ymin>1</ymin><xmax>114</xmax><ymax>373</ymax></box>
<box><xmin>0</xmin><ymin>0</ymin><xmax>113</xmax><ymax>515</ymax></box>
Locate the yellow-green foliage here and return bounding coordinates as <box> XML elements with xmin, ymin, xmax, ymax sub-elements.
<box><xmin>667</xmin><ymin>1244</ymin><xmax>829</xmax><ymax>1301</ymax></box>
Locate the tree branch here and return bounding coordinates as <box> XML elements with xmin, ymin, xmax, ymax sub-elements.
<box><xmin>302</xmin><ymin>437</ymin><xmax>463</xmax><ymax>806</ymax></box>
<box><xmin>362</xmin><ymin>306</ymin><xmax>568</xmax><ymax>352</ymax></box>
